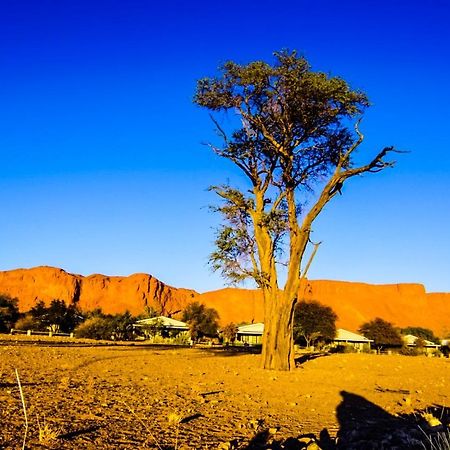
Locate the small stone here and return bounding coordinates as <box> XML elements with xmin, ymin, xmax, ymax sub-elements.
<box><xmin>307</xmin><ymin>443</ymin><xmax>322</xmax><ymax>450</ymax></box>
<box><xmin>217</xmin><ymin>443</ymin><xmax>232</xmax><ymax>450</ymax></box>
<box><xmin>423</xmin><ymin>413</ymin><xmax>442</xmax><ymax>428</ymax></box>
<box><xmin>268</xmin><ymin>428</ymin><xmax>278</xmax><ymax>435</ymax></box>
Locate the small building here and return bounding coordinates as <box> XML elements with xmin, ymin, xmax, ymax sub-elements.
<box><xmin>134</xmin><ymin>316</ymin><xmax>189</xmax><ymax>339</ymax></box>
<box><xmin>236</xmin><ymin>322</ymin><xmax>264</xmax><ymax>345</ymax></box>
<box><xmin>402</xmin><ymin>334</ymin><xmax>441</xmax><ymax>353</ymax></box>
<box><xmin>332</xmin><ymin>328</ymin><xmax>373</xmax><ymax>351</ymax></box>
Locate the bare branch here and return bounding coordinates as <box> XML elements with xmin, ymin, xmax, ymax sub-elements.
<box><xmin>341</xmin><ymin>118</ymin><xmax>364</xmax><ymax>162</ymax></box>
<box><xmin>341</xmin><ymin>146</ymin><xmax>401</xmax><ymax>178</ymax></box>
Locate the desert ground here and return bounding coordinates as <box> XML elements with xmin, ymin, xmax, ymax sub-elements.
<box><xmin>0</xmin><ymin>336</ymin><xmax>449</xmax><ymax>449</ymax></box>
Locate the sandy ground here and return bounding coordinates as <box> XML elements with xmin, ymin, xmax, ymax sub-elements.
<box><xmin>0</xmin><ymin>336</ymin><xmax>449</xmax><ymax>449</ymax></box>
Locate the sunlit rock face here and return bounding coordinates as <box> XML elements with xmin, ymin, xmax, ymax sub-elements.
<box><xmin>198</xmin><ymin>281</ymin><xmax>449</xmax><ymax>336</ymax></box>
<box><xmin>0</xmin><ymin>266</ymin><xmax>449</xmax><ymax>336</ymax></box>
<box><xmin>0</xmin><ymin>266</ymin><xmax>198</xmax><ymax>316</ymax></box>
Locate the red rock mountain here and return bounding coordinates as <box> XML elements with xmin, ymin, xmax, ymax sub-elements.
<box><xmin>0</xmin><ymin>266</ymin><xmax>449</xmax><ymax>336</ymax></box>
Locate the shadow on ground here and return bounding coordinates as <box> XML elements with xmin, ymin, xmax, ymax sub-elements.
<box><xmin>241</xmin><ymin>391</ymin><xmax>449</xmax><ymax>449</ymax></box>
<box><xmin>295</xmin><ymin>352</ymin><xmax>330</xmax><ymax>366</ymax></box>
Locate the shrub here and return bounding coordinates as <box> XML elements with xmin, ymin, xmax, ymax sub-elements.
<box><xmin>0</xmin><ymin>294</ymin><xmax>20</xmax><ymax>333</ymax></box>
<box><xmin>221</xmin><ymin>323</ymin><xmax>238</xmax><ymax>344</ymax></box>
<box><xmin>399</xmin><ymin>345</ymin><xmax>419</xmax><ymax>356</ymax></box>
<box><xmin>74</xmin><ymin>312</ymin><xmax>136</xmax><ymax>340</ymax></box>
<box><xmin>14</xmin><ymin>314</ymin><xmax>38</xmax><ymax>331</ymax></box>
<box><xmin>74</xmin><ymin>316</ymin><xmax>114</xmax><ymax>340</ymax></box>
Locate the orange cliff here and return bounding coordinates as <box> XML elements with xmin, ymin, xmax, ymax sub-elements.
<box><xmin>0</xmin><ymin>266</ymin><xmax>449</xmax><ymax>337</ymax></box>
<box><xmin>197</xmin><ymin>281</ymin><xmax>450</xmax><ymax>337</ymax></box>
<box><xmin>0</xmin><ymin>266</ymin><xmax>198</xmax><ymax>316</ymax></box>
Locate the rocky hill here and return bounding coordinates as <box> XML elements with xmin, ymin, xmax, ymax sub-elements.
<box><xmin>0</xmin><ymin>266</ymin><xmax>449</xmax><ymax>336</ymax></box>
<box><xmin>0</xmin><ymin>266</ymin><xmax>197</xmax><ymax>317</ymax></box>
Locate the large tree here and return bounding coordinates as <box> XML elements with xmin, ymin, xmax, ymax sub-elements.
<box><xmin>359</xmin><ymin>317</ymin><xmax>403</xmax><ymax>352</ymax></box>
<box><xmin>293</xmin><ymin>300</ymin><xmax>337</xmax><ymax>349</ymax></box>
<box><xmin>195</xmin><ymin>50</ymin><xmax>398</xmax><ymax>370</ymax></box>
<box><xmin>181</xmin><ymin>302</ymin><xmax>219</xmax><ymax>342</ymax></box>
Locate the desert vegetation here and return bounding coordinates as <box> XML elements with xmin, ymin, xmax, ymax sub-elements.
<box><xmin>195</xmin><ymin>50</ymin><xmax>402</xmax><ymax>370</ymax></box>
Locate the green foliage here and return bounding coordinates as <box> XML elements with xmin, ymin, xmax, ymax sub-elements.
<box><xmin>74</xmin><ymin>311</ymin><xmax>135</xmax><ymax>340</ymax></box>
<box><xmin>194</xmin><ymin>50</ymin><xmax>396</xmax><ymax>287</ymax></box>
<box><xmin>401</xmin><ymin>326</ymin><xmax>439</xmax><ymax>343</ymax></box>
<box><xmin>359</xmin><ymin>318</ymin><xmax>403</xmax><ymax>349</ymax></box>
<box><xmin>0</xmin><ymin>294</ymin><xmax>20</xmax><ymax>333</ymax></box>
<box><xmin>399</xmin><ymin>345</ymin><xmax>419</xmax><ymax>356</ymax></box>
<box><xmin>221</xmin><ymin>323</ymin><xmax>238</xmax><ymax>344</ymax></box>
<box><xmin>14</xmin><ymin>314</ymin><xmax>38</xmax><ymax>331</ymax></box>
<box><xmin>74</xmin><ymin>316</ymin><xmax>114</xmax><ymax>340</ymax></box>
<box><xmin>195</xmin><ymin>50</ymin><xmax>398</xmax><ymax>370</ymax></box>
<box><xmin>145</xmin><ymin>332</ymin><xmax>191</xmax><ymax>345</ymax></box>
<box><xmin>293</xmin><ymin>300</ymin><xmax>337</xmax><ymax>347</ymax></box>
<box><xmin>138</xmin><ymin>318</ymin><xmax>165</xmax><ymax>338</ymax></box>
<box><xmin>181</xmin><ymin>302</ymin><xmax>219</xmax><ymax>342</ymax></box>
<box><xmin>29</xmin><ymin>299</ymin><xmax>83</xmax><ymax>333</ymax></box>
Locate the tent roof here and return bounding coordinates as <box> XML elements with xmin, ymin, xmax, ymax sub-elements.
<box><xmin>135</xmin><ymin>316</ymin><xmax>189</xmax><ymax>330</ymax></box>
<box><xmin>335</xmin><ymin>328</ymin><xmax>373</xmax><ymax>343</ymax></box>
<box><xmin>402</xmin><ymin>334</ymin><xmax>440</xmax><ymax>347</ymax></box>
<box><xmin>237</xmin><ymin>323</ymin><xmax>264</xmax><ymax>335</ymax></box>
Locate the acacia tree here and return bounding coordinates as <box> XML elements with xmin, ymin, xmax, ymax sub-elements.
<box><xmin>181</xmin><ymin>302</ymin><xmax>219</xmax><ymax>342</ymax></box>
<box><xmin>359</xmin><ymin>317</ymin><xmax>403</xmax><ymax>352</ymax></box>
<box><xmin>293</xmin><ymin>300</ymin><xmax>337</xmax><ymax>348</ymax></box>
<box><xmin>195</xmin><ymin>50</ymin><xmax>398</xmax><ymax>370</ymax></box>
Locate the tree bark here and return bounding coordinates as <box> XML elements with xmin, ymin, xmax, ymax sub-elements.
<box><xmin>261</xmin><ymin>290</ymin><xmax>297</xmax><ymax>370</ymax></box>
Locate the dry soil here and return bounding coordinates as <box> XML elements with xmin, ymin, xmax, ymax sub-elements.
<box><xmin>0</xmin><ymin>336</ymin><xmax>449</xmax><ymax>449</ymax></box>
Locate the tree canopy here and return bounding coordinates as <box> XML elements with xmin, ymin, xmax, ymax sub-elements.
<box><xmin>359</xmin><ymin>318</ymin><xmax>403</xmax><ymax>350</ymax></box>
<box><xmin>293</xmin><ymin>300</ymin><xmax>337</xmax><ymax>348</ymax></box>
<box><xmin>195</xmin><ymin>50</ymin><xmax>398</xmax><ymax>370</ymax></box>
<box><xmin>181</xmin><ymin>302</ymin><xmax>219</xmax><ymax>342</ymax></box>
<box><xmin>29</xmin><ymin>299</ymin><xmax>82</xmax><ymax>333</ymax></box>
<box><xmin>0</xmin><ymin>294</ymin><xmax>20</xmax><ymax>333</ymax></box>
<box><xmin>401</xmin><ymin>326</ymin><xmax>439</xmax><ymax>343</ymax></box>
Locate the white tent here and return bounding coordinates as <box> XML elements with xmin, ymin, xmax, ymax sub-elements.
<box><xmin>135</xmin><ymin>316</ymin><xmax>189</xmax><ymax>330</ymax></box>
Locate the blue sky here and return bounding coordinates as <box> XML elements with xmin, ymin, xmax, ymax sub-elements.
<box><xmin>1</xmin><ymin>0</ymin><xmax>449</xmax><ymax>292</ymax></box>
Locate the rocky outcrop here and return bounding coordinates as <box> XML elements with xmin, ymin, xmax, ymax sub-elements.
<box><xmin>0</xmin><ymin>266</ymin><xmax>198</xmax><ymax>316</ymax></box>
<box><xmin>0</xmin><ymin>266</ymin><xmax>449</xmax><ymax>336</ymax></box>
<box><xmin>198</xmin><ymin>280</ymin><xmax>450</xmax><ymax>336</ymax></box>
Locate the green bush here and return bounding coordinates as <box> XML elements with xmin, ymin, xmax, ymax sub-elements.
<box><xmin>14</xmin><ymin>314</ymin><xmax>38</xmax><ymax>331</ymax></box>
<box><xmin>399</xmin><ymin>345</ymin><xmax>419</xmax><ymax>356</ymax></box>
<box><xmin>74</xmin><ymin>312</ymin><xmax>136</xmax><ymax>340</ymax></box>
<box><xmin>0</xmin><ymin>294</ymin><xmax>20</xmax><ymax>333</ymax></box>
<box><xmin>74</xmin><ymin>317</ymin><xmax>114</xmax><ymax>340</ymax></box>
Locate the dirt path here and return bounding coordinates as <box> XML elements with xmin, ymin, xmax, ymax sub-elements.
<box><xmin>0</xmin><ymin>340</ymin><xmax>449</xmax><ymax>449</ymax></box>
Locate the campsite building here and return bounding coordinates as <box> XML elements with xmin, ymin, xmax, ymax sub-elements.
<box><xmin>134</xmin><ymin>316</ymin><xmax>189</xmax><ymax>339</ymax></box>
<box><xmin>236</xmin><ymin>323</ymin><xmax>264</xmax><ymax>345</ymax></box>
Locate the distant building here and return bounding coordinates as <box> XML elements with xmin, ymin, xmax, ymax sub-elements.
<box><xmin>236</xmin><ymin>322</ymin><xmax>264</xmax><ymax>345</ymax></box>
<box><xmin>332</xmin><ymin>328</ymin><xmax>373</xmax><ymax>351</ymax></box>
<box><xmin>402</xmin><ymin>334</ymin><xmax>440</xmax><ymax>353</ymax></box>
<box><xmin>134</xmin><ymin>316</ymin><xmax>189</xmax><ymax>339</ymax></box>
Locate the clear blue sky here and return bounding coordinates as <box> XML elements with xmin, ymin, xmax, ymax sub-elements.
<box><xmin>1</xmin><ymin>0</ymin><xmax>449</xmax><ymax>293</ymax></box>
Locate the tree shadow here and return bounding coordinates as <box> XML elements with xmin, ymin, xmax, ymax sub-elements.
<box><xmin>201</xmin><ymin>346</ymin><xmax>262</xmax><ymax>356</ymax></box>
<box><xmin>59</xmin><ymin>425</ymin><xmax>102</xmax><ymax>440</ymax></box>
<box><xmin>241</xmin><ymin>391</ymin><xmax>450</xmax><ymax>449</ymax></box>
<box><xmin>295</xmin><ymin>352</ymin><xmax>330</xmax><ymax>366</ymax></box>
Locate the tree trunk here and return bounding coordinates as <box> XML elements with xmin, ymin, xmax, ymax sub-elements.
<box><xmin>261</xmin><ymin>291</ymin><xmax>297</xmax><ymax>371</ymax></box>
